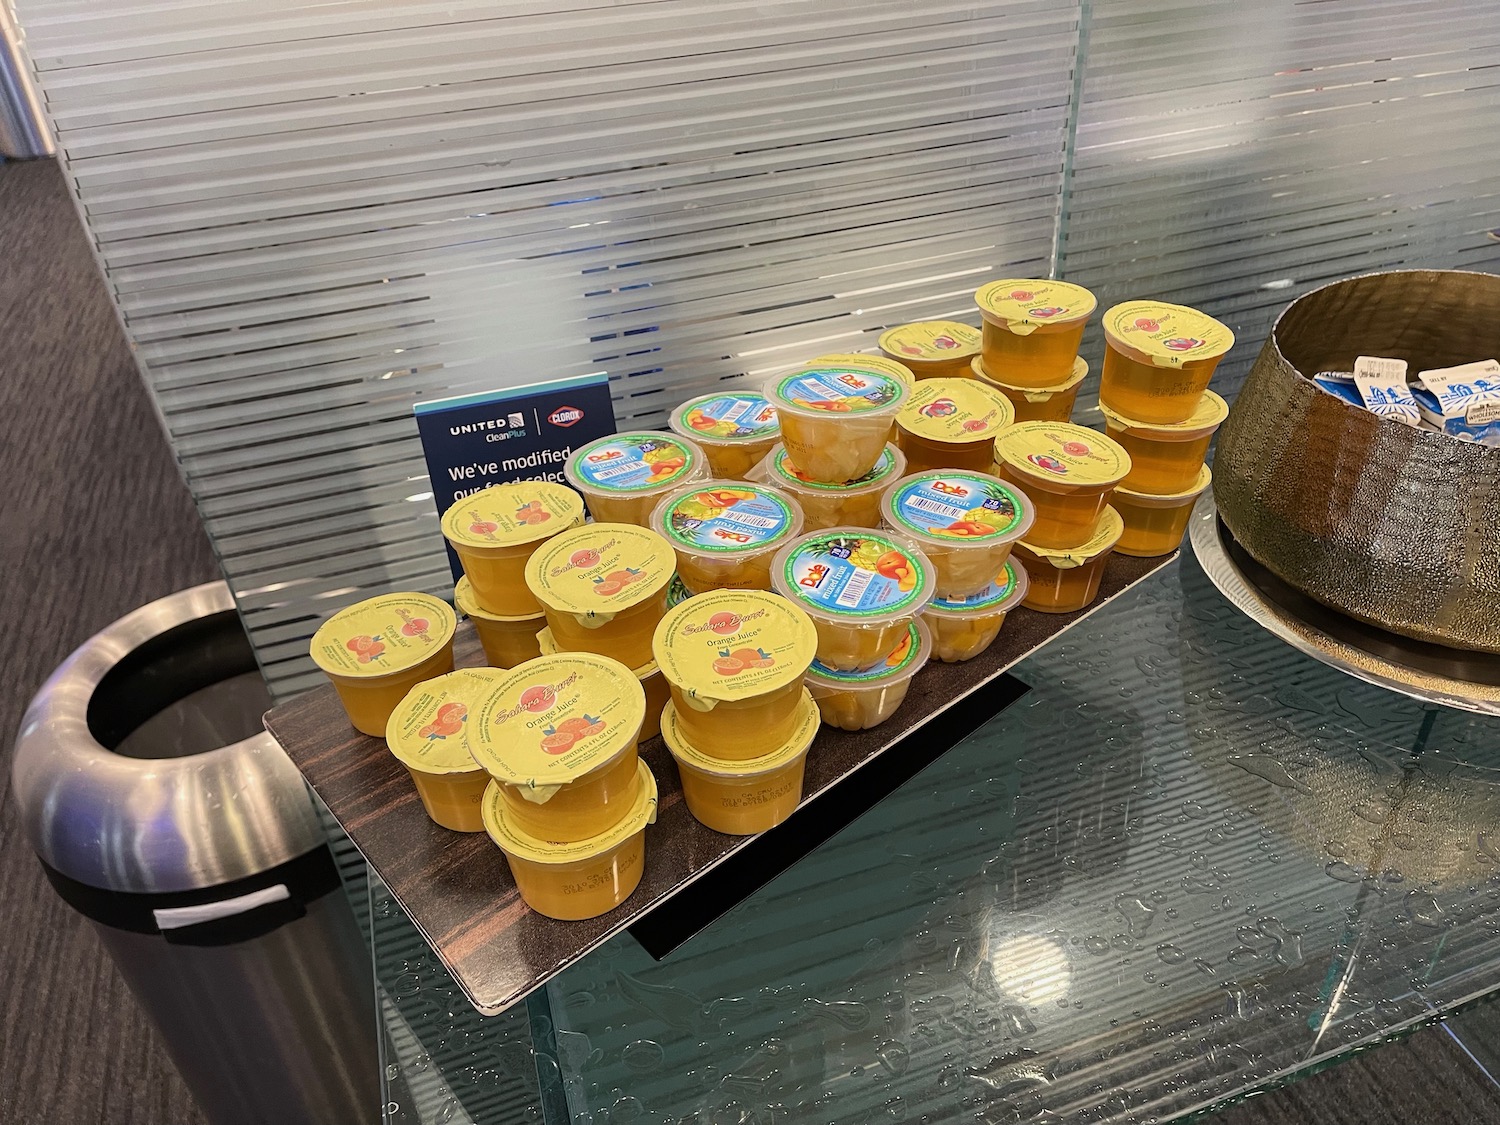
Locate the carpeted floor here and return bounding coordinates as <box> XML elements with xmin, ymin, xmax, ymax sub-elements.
<box><xmin>2</xmin><ymin>156</ymin><xmax>1498</xmax><ymax>1124</ymax></box>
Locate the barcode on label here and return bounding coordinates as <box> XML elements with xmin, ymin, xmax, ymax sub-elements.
<box><xmin>836</xmin><ymin>569</ymin><xmax>873</xmax><ymax>607</ymax></box>
<box><xmin>723</xmin><ymin>511</ymin><xmax>779</xmax><ymax>530</ymax></box>
<box><xmin>909</xmin><ymin>495</ymin><xmax>965</xmax><ymax>520</ymax></box>
<box><xmin>722</xmin><ymin>400</ymin><xmax>751</xmax><ymax>423</ymax></box>
<box><xmin>593</xmin><ymin>461</ymin><xmax>640</xmax><ymax>482</ymax></box>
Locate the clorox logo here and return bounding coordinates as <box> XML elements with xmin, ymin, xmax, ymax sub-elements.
<box><xmin>549</xmin><ymin>406</ymin><xmax>584</xmax><ymax>427</ymax></box>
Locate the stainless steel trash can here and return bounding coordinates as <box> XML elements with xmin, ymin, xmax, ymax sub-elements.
<box><xmin>10</xmin><ymin>582</ymin><xmax>377</xmax><ymax>1125</ymax></box>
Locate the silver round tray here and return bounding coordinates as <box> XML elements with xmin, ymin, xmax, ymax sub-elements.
<box><xmin>1189</xmin><ymin>495</ymin><xmax>1500</xmax><ymax>717</ymax></box>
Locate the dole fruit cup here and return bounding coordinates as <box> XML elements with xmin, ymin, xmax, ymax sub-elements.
<box><xmin>764</xmin><ymin>366</ymin><xmax>909</xmax><ymax>483</ymax></box>
<box><xmin>1113</xmin><ymin>466</ymin><xmax>1212</xmax><ymax>558</ymax></box>
<box><xmin>651</xmin><ymin>589</ymin><xmax>819</xmax><ymax>760</ymax></box>
<box><xmin>992</xmin><ymin>421</ymin><xmax>1132</xmax><ymax>550</ymax></box>
<box><xmin>973</xmin><ymin>355</ymin><xmax>1088</xmax><ymax>424</ymax></box>
<box><xmin>880</xmin><ymin>470</ymin><xmax>1034</xmax><ymax>599</ymax></box>
<box><xmin>747</xmin><ymin>443</ymin><xmax>905</xmax><ymax>532</ymax></box>
<box><xmin>923</xmin><ymin>559</ymin><xmax>1029</xmax><ymax>663</ymax></box>
<box><xmin>649</xmin><ymin>480</ymin><xmax>804</xmax><ymax>594</ymax></box>
<box><xmin>770</xmin><ymin>528</ymin><xmax>936</xmax><ymax>672</ymax></box>
<box><xmin>384</xmin><ymin>669</ymin><xmax>502</xmax><ymax>832</ymax></box>
<box><xmin>1098</xmin><ymin>300</ymin><xmax>1234</xmax><ymax>424</ymax></box>
<box><xmin>309</xmin><ymin>592</ymin><xmax>458</xmax><ymax>736</ymax></box>
<box><xmin>805</xmin><ymin>617</ymin><xmax>931</xmax><ymax>731</ymax></box>
<box><xmin>440</xmin><ymin>482</ymin><xmax>584</xmax><ymax>616</ymax></box>
<box><xmin>482</xmin><ymin>761</ymin><xmax>657</xmax><ymax>921</ymax></box>
<box><xmin>468</xmin><ymin>651</ymin><xmax>646</xmax><ymax>843</ymax></box>
<box><xmin>660</xmin><ymin>692</ymin><xmax>818</xmax><ymax>835</ymax></box>
<box><xmin>564</xmin><ymin>432</ymin><xmax>708</xmax><ymax>526</ymax></box>
<box><xmin>878</xmin><ymin>320</ymin><xmax>982</xmax><ymax>381</ymax></box>
<box><xmin>1101</xmin><ymin>390</ymin><xmax>1227</xmax><ymax>495</ymax></box>
<box><xmin>894</xmin><ymin>377</ymin><xmax>1015</xmax><ymax>475</ymax></box>
<box><xmin>799</xmin><ymin>352</ymin><xmax>916</xmax><ymax>387</ymax></box>
<box><xmin>454</xmin><ymin>577</ymin><xmax>543</xmax><ymax>669</ymax></box>
<box><xmin>974</xmin><ymin>279</ymin><xmax>1097</xmax><ymax>388</ymax></box>
<box><xmin>1014</xmin><ymin>506</ymin><xmax>1124</xmax><ymax>614</ymax></box>
<box><xmin>538</xmin><ymin>626</ymin><xmax>670</xmax><ymax>742</ymax></box>
<box><xmin>524</xmin><ymin>522</ymin><xmax>675</xmax><ymax>669</ymax></box>
<box><xmin>668</xmin><ymin>391</ymin><xmax>781</xmax><ymax>480</ymax></box>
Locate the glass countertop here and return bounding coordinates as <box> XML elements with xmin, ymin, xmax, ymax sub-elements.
<box><xmin>370</xmin><ymin>548</ymin><xmax>1500</xmax><ymax>1124</ymax></box>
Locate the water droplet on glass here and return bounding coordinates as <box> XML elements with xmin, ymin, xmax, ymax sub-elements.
<box><xmin>1084</xmin><ymin>935</ymin><xmax>1110</xmax><ymax>955</ymax></box>
<box><xmin>1115</xmin><ymin>894</ymin><xmax>1157</xmax><ymax>937</ymax></box>
<box><xmin>1404</xmin><ymin>892</ymin><xmax>1447</xmax><ymax>929</ymax></box>
<box><xmin>1156</xmin><ymin>944</ymin><xmax>1188</xmax><ymax>965</ymax></box>
<box><xmin>1228</xmin><ymin>754</ymin><xmax>1312</xmax><ymax>794</ymax></box>
<box><xmin>1325</xmin><ymin>860</ymin><xmax>1364</xmax><ymax>884</ymax></box>
<box><xmin>1257</xmin><ymin>919</ymin><xmax>1304</xmax><ymax>968</ymax></box>
<box><xmin>621</xmin><ymin>1040</ymin><xmax>665</xmax><ymax>1074</ymax></box>
<box><xmin>876</xmin><ymin>1041</ymin><xmax>910</xmax><ymax>1077</ymax></box>
<box><xmin>1001</xmin><ymin>1005</ymin><xmax>1037</xmax><ymax>1038</ymax></box>
<box><xmin>807</xmin><ymin>998</ymin><xmax>872</xmax><ymax>1030</ymax></box>
<box><xmin>1193</xmin><ymin>959</ymin><xmax>1217</xmax><ymax>978</ymax></box>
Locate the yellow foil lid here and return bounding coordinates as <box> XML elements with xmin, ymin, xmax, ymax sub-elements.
<box><xmin>878</xmin><ymin>321</ymin><xmax>981</xmax><ymax>363</ymax></box>
<box><xmin>975</xmin><ymin>279</ymin><xmax>1097</xmax><ymax>335</ymax></box>
<box><xmin>454</xmin><ymin>576</ymin><xmax>545</xmax><ymax>624</ymax></box>
<box><xmin>1102</xmin><ymin>300</ymin><xmax>1234</xmax><ymax>368</ymax></box>
<box><xmin>385</xmin><ymin>669</ymin><xmax>504</xmax><ymax>775</ymax></box>
<box><xmin>470</xmin><ymin>652</ymin><xmax>647</xmax><ymax>792</ymax></box>
<box><xmin>897</xmin><ymin>378</ymin><xmax>1015</xmax><ymax>443</ymax></box>
<box><xmin>651</xmin><ymin>589</ymin><xmax>817</xmax><ymax>705</ymax></box>
<box><xmin>799</xmin><ymin>352</ymin><xmax>916</xmax><ymax>386</ymax></box>
<box><xmin>993</xmin><ymin>421</ymin><xmax>1132</xmax><ymax>489</ymax></box>
<box><xmin>482</xmin><ymin>760</ymin><xmax>657</xmax><ymax>862</ymax></box>
<box><xmin>524</xmin><ymin>523</ymin><xmax>675</xmax><ymax>619</ymax></box>
<box><xmin>660</xmin><ymin>692</ymin><xmax>819</xmax><ymax>776</ymax></box>
<box><xmin>309</xmin><ymin>592</ymin><xmax>457</xmax><ymax>680</ymax></box>
<box><xmin>1099</xmin><ymin>390</ymin><xmax>1229</xmax><ymax>437</ymax></box>
<box><xmin>1019</xmin><ymin>506</ymin><xmax>1125</xmax><ymax>569</ymax></box>
<box><xmin>440</xmin><ymin>482</ymin><xmax>584</xmax><ymax>551</ymax></box>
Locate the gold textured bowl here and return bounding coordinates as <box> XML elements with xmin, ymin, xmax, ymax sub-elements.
<box><xmin>1214</xmin><ymin>269</ymin><xmax>1500</xmax><ymax>654</ymax></box>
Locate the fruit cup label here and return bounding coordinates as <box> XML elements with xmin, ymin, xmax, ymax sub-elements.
<box><xmin>385</xmin><ymin>670</ymin><xmax>496</xmax><ymax>772</ymax></box>
<box><xmin>774</xmin><ymin>368</ymin><xmax>906</xmax><ymax>415</ymax></box>
<box><xmin>898</xmin><ymin>379</ymin><xmax>1013</xmax><ymax>443</ymax></box>
<box><xmin>309</xmin><ymin>593</ymin><xmax>457</xmax><ymax>678</ymax></box>
<box><xmin>1102</xmin><ymin>301</ymin><xmax>1234</xmax><ymax>367</ymax></box>
<box><xmin>573</xmin><ymin>434</ymin><xmax>697</xmax><ymax>492</ymax></box>
<box><xmin>662</xmin><ymin>486</ymin><xmax>796</xmax><ymax>552</ymax></box>
<box><xmin>995</xmin><ymin>422</ymin><xmax>1130</xmax><ymax>486</ymax></box>
<box><xmin>654</xmin><ymin>590</ymin><xmax>816</xmax><ymax>702</ymax></box>
<box><xmin>782</xmin><ymin>533</ymin><xmax>927</xmax><ymax>617</ymax></box>
<box><xmin>930</xmin><ymin>560</ymin><xmax>1023</xmax><ymax>612</ymax></box>
<box><xmin>772</xmin><ymin>445</ymin><xmax>899</xmax><ymax>491</ymax></box>
<box><xmin>880</xmin><ymin>321</ymin><xmax>981</xmax><ymax>362</ymax></box>
<box><xmin>528</xmin><ymin>525</ymin><xmax>675</xmax><ymax>613</ymax></box>
<box><xmin>440</xmin><ymin>481</ymin><xmax>583</xmax><ymax>549</ymax></box>
<box><xmin>975</xmin><ymin>280</ymin><xmax>1097</xmax><ymax>334</ymax></box>
<box><xmin>811</xmin><ymin>621</ymin><xmax>922</xmax><ymax>681</ymax></box>
<box><xmin>887</xmin><ymin>474</ymin><xmax>1028</xmax><ymax>540</ymax></box>
<box><xmin>679</xmin><ymin>395</ymin><xmax>780</xmax><ymax>441</ymax></box>
<box><xmin>800</xmin><ymin>353</ymin><xmax>916</xmax><ymax>385</ymax></box>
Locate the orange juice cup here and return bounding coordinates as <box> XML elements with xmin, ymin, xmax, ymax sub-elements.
<box><xmin>385</xmin><ymin>669</ymin><xmax>504</xmax><ymax>832</ymax></box>
<box><xmin>974</xmin><ymin>279</ymin><xmax>1097</xmax><ymax>388</ymax></box>
<box><xmin>747</xmin><ymin>443</ymin><xmax>905</xmax><ymax>532</ymax></box>
<box><xmin>441</xmin><ymin>482</ymin><xmax>584</xmax><ymax>616</ymax></box>
<box><xmin>668</xmin><ymin>391</ymin><xmax>781</xmax><ymax>480</ymax></box>
<box><xmin>1099</xmin><ymin>300</ymin><xmax>1234</xmax><ymax>424</ymax></box>
<box><xmin>660</xmin><ymin>693</ymin><xmax>818</xmax><ymax>835</ymax></box>
<box><xmin>1014</xmin><ymin>506</ymin><xmax>1124</xmax><ymax>614</ymax></box>
<box><xmin>922</xmin><ymin>559</ymin><xmax>1029</xmax><ymax>663</ymax></box>
<box><xmin>537</xmin><ymin>626</ymin><xmax>669</xmax><ymax>742</ymax></box>
<box><xmin>469</xmin><ymin>651</ymin><xmax>646</xmax><ymax>843</ymax></box>
<box><xmin>309</xmin><ymin>592</ymin><xmax>458</xmax><ymax>736</ymax></box>
<box><xmin>894</xmin><ymin>377</ymin><xmax>1015</xmax><ymax>475</ymax></box>
<box><xmin>770</xmin><ymin>528</ymin><xmax>935</xmax><ymax>672</ymax></box>
<box><xmin>764</xmin><ymin>366</ymin><xmax>909</xmax><ymax>483</ymax></box>
<box><xmin>973</xmin><ymin>355</ymin><xmax>1088</xmax><ymax>424</ymax></box>
<box><xmin>564</xmin><ymin>432</ymin><xmax>708</xmax><ymax>526</ymax></box>
<box><xmin>1114</xmin><ymin>466</ymin><xmax>1212</xmax><ymax>557</ymax></box>
<box><xmin>649</xmin><ymin>480</ymin><xmax>804</xmax><ymax>595</ymax></box>
<box><xmin>454</xmin><ymin>576</ymin><xmax>543</xmax><ymax>669</ymax></box>
<box><xmin>482</xmin><ymin>762</ymin><xmax>657</xmax><ymax>921</ymax></box>
<box><xmin>992</xmin><ymin>421</ymin><xmax>1132</xmax><ymax>550</ymax></box>
<box><xmin>524</xmin><ymin>522</ymin><xmax>675</xmax><ymax>668</ymax></box>
<box><xmin>1101</xmin><ymin>391</ymin><xmax>1227</xmax><ymax>495</ymax></box>
<box><xmin>799</xmin><ymin>352</ymin><xmax>916</xmax><ymax>387</ymax></box>
<box><xmin>880</xmin><ymin>470</ymin><xmax>1034</xmax><ymax>598</ymax></box>
<box><xmin>651</xmin><ymin>589</ymin><xmax>818</xmax><ymax>760</ymax></box>
<box><xmin>878</xmin><ymin>320</ymin><xmax>982</xmax><ymax>381</ymax></box>
<box><xmin>805</xmin><ymin>617</ymin><xmax>931</xmax><ymax>731</ymax></box>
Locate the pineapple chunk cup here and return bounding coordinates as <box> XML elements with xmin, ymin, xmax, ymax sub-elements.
<box><xmin>454</xmin><ymin>576</ymin><xmax>544</xmax><ymax>669</ymax></box>
<box><xmin>923</xmin><ymin>559</ymin><xmax>1029</xmax><ymax>663</ymax></box>
<box><xmin>668</xmin><ymin>391</ymin><xmax>781</xmax><ymax>480</ymax></box>
<box><xmin>747</xmin><ymin>443</ymin><xmax>905</xmax><ymax>531</ymax></box>
<box><xmin>975</xmin><ymin>279</ymin><xmax>1096</xmax><ymax>388</ymax></box>
<box><xmin>894</xmin><ymin>377</ymin><xmax>1015</xmax><ymax>475</ymax></box>
<box><xmin>564</xmin><ymin>432</ymin><xmax>708</xmax><ymax>526</ymax></box>
<box><xmin>764</xmin><ymin>366</ymin><xmax>909</xmax><ymax>483</ymax></box>
<box><xmin>441</xmin><ymin>481</ymin><xmax>584</xmax><ymax>616</ymax></box>
<box><xmin>384</xmin><ymin>669</ymin><xmax>502</xmax><ymax>832</ymax></box>
<box><xmin>1014</xmin><ymin>506</ymin><xmax>1125</xmax><ymax>614</ymax></box>
<box><xmin>880</xmin><ymin>470</ymin><xmax>1034</xmax><ymax>599</ymax></box>
<box><xmin>992</xmin><ymin>421</ymin><xmax>1132</xmax><ymax>551</ymax></box>
<box><xmin>649</xmin><ymin>480</ymin><xmax>803</xmax><ymax>594</ymax></box>
<box><xmin>878</xmin><ymin>320</ymin><xmax>982</xmax><ymax>381</ymax></box>
<box><xmin>1099</xmin><ymin>301</ymin><xmax>1233</xmax><ymax>424</ymax></box>
<box><xmin>805</xmin><ymin>617</ymin><xmax>931</xmax><ymax>731</ymax></box>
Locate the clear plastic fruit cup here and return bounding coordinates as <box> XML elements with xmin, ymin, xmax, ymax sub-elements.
<box><xmin>650</xmin><ymin>588</ymin><xmax>818</xmax><ymax>760</ymax></box>
<box><xmin>468</xmin><ymin>651</ymin><xmax>646</xmax><ymax>844</ymax></box>
<box><xmin>799</xmin><ymin>352</ymin><xmax>916</xmax><ymax>387</ymax></box>
<box><xmin>770</xmin><ymin>527</ymin><xmax>936</xmax><ymax>672</ymax></box>
<box><xmin>453</xmin><ymin>576</ymin><xmax>543</xmax><ymax>669</ymax></box>
<box><xmin>992</xmin><ymin>421</ymin><xmax>1132</xmax><ymax>550</ymax></box>
<box><xmin>309</xmin><ymin>592</ymin><xmax>458</xmax><ymax>736</ymax></box>
<box><xmin>972</xmin><ymin>355</ymin><xmax>1088</xmax><ymax>424</ymax></box>
<box><xmin>667</xmin><ymin>390</ymin><xmax>781</xmax><ymax>480</ymax></box>
<box><xmin>974</xmin><ymin>279</ymin><xmax>1097</xmax><ymax>388</ymax></box>
<box><xmin>1099</xmin><ymin>300</ymin><xmax>1234</xmax><ymax>424</ymax></box>
<box><xmin>880</xmin><ymin>470</ymin><xmax>1034</xmax><ymax>599</ymax></box>
<box><xmin>893</xmin><ymin>377</ymin><xmax>1016</xmax><ymax>475</ymax></box>
<box><xmin>763</xmin><ymin>366</ymin><xmax>909</xmax><ymax>483</ymax></box>
<box><xmin>1101</xmin><ymin>390</ymin><xmax>1227</xmax><ymax>495</ymax></box>
<box><xmin>1013</xmin><ymin>506</ymin><xmax>1125</xmax><ymax>614</ymax></box>
<box><xmin>649</xmin><ymin>480</ymin><xmax>804</xmax><ymax>594</ymax></box>
<box><xmin>524</xmin><ymin>522</ymin><xmax>676</xmax><ymax>668</ymax></box>
<box><xmin>440</xmin><ymin>481</ymin><xmax>584</xmax><ymax>616</ymax></box>
<box><xmin>922</xmin><ymin>559</ymin><xmax>1029</xmax><ymax>663</ymax></box>
<box><xmin>805</xmin><ymin>617</ymin><xmax>931</xmax><ymax>731</ymax></box>
<box><xmin>747</xmin><ymin>443</ymin><xmax>905</xmax><ymax>531</ymax></box>
<box><xmin>481</xmin><ymin>761</ymin><xmax>657</xmax><ymax>921</ymax></box>
<box><xmin>878</xmin><ymin>320</ymin><xmax>982</xmax><ymax>381</ymax></box>
<box><xmin>564</xmin><ymin>432</ymin><xmax>708</xmax><ymax>525</ymax></box>
<box><xmin>660</xmin><ymin>692</ymin><xmax>818</xmax><ymax>835</ymax></box>
<box><xmin>384</xmin><ymin>669</ymin><xmax>503</xmax><ymax>832</ymax></box>
<box><xmin>1113</xmin><ymin>466</ymin><xmax>1212</xmax><ymax>557</ymax></box>
<box><xmin>537</xmin><ymin>626</ymin><xmax>670</xmax><ymax>742</ymax></box>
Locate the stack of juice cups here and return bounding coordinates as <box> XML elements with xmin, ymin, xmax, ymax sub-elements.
<box><xmin>879</xmin><ymin>470</ymin><xmax>1034</xmax><ymax>598</ymax></box>
<box><xmin>1014</xmin><ymin>506</ymin><xmax>1125</xmax><ymax>614</ymax></box>
<box><xmin>440</xmin><ymin>482</ymin><xmax>583</xmax><ymax>615</ymax></box>
<box><xmin>747</xmin><ymin>442</ymin><xmax>905</xmax><ymax>531</ymax></box>
<box><xmin>469</xmin><ymin>651</ymin><xmax>657</xmax><ymax>920</ymax></box>
<box><xmin>893</xmin><ymin>378</ymin><xmax>1015</xmax><ymax>474</ymax></box>
<box><xmin>763</xmin><ymin>365</ymin><xmax>910</xmax><ymax>484</ymax></box>
<box><xmin>877</xmin><ymin>320</ymin><xmax>982</xmax><ymax>381</ymax></box>
<box><xmin>972</xmin><ymin>355</ymin><xmax>1089</xmax><ymax>424</ymax></box>
<box><xmin>384</xmin><ymin>669</ymin><xmax>501</xmax><ymax>832</ymax></box>
<box><xmin>667</xmin><ymin>390</ymin><xmax>781</xmax><ymax>480</ymax></box>
<box><xmin>922</xmin><ymin>558</ymin><xmax>1029</xmax><ymax>662</ymax></box>
<box><xmin>652</xmin><ymin>589</ymin><xmax>820</xmax><ymax>834</ymax></box>
<box><xmin>805</xmin><ymin>616</ymin><xmax>931</xmax><ymax>730</ymax></box>
<box><xmin>538</xmin><ymin>625</ymin><xmax>671</xmax><ymax>742</ymax></box>
<box><xmin>454</xmin><ymin>577</ymin><xmax>543</xmax><ymax>669</ymax></box>
<box><xmin>973</xmin><ymin>279</ymin><xmax>1097</xmax><ymax>389</ymax></box>
<box><xmin>564</xmin><ymin>432</ymin><xmax>708</xmax><ymax>525</ymax></box>
<box><xmin>1097</xmin><ymin>301</ymin><xmax>1234</xmax><ymax>424</ymax></box>
<box><xmin>649</xmin><ymin>480</ymin><xmax>804</xmax><ymax>594</ymax></box>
